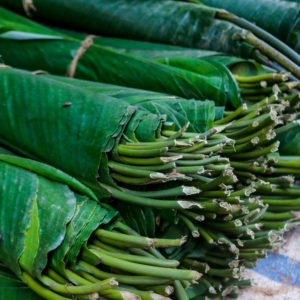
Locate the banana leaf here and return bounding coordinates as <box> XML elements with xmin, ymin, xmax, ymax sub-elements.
<box><xmin>0</xmin><ymin>68</ymin><xmax>218</xmax><ymax>198</ymax></box>
<box><xmin>0</xmin><ymin>7</ymin><xmax>241</xmax><ymax>107</ymax></box>
<box><xmin>200</xmin><ymin>0</ymin><xmax>300</xmax><ymax>52</ymax></box>
<box><xmin>0</xmin><ymin>154</ymin><xmax>198</xmax><ymax>299</ymax></box>
<box><xmin>0</xmin><ymin>154</ymin><xmax>115</xmax><ymax>278</ymax></box>
<box><xmin>75</xmin><ymin>34</ymin><xmax>278</xmax><ymax>83</ymax></box>
<box><xmin>89</xmin><ymin>36</ymin><xmax>220</xmax><ymax>60</ymax></box>
<box><xmin>0</xmin><ymin>67</ymin><xmax>138</xmax><ymax>197</ymax></box>
<box><xmin>276</xmin><ymin>126</ymin><xmax>300</xmax><ymax>155</ymax></box>
<box><xmin>0</xmin><ymin>265</ymin><xmax>42</xmax><ymax>300</ymax></box>
<box><xmin>45</xmin><ymin>73</ymin><xmax>220</xmax><ymax>132</ymax></box>
<box><xmin>0</xmin><ymin>0</ymin><xmax>253</xmax><ymax>57</ymax></box>
<box><xmin>0</xmin><ymin>67</ymin><xmax>221</xmax><ymax>242</ymax></box>
<box><xmin>89</xmin><ymin>36</ymin><xmax>274</xmax><ymax>76</ymax></box>
<box><xmin>2</xmin><ymin>0</ymin><xmax>299</xmax><ymax>77</ymax></box>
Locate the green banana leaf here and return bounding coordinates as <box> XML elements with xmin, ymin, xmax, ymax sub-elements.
<box><xmin>200</xmin><ymin>0</ymin><xmax>300</xmax><ymax>52</ymax></box>
<box><xmin>0</xmin><ymin>265</ymin><xmax>42</xmax><ymax>300</ymax></box>
<box><xmin>157</xmin><ymin>57</ymin><xmax>240</xmax><ymax>107</ymax></box>
<box><xmin>276</xmin><ymin>125</ymin><xmax>300</xmax><ymax>155</ymax></box>
<box><xmin>0</xmin><ymin>7</ymin><xmax>241</xmax><ymax>107</ymax></box>
<box><xmin>85</xmin><ymin>35</ymin><xmax>276</xmax><ymax>79</ymax></box>
<box><xmin>0</xmin><ymin>0</ymin><xmax>255</xmax><ymax>58</ymax></box>
<box><xmin>0</xmin><ymin>68</ymin><xmax>217</xmax><ymax>240</ymax></box>
<box><xmin>90</xmin><ymin>36</ymin><xmax>220</xmax><ymax>60</ymax></box>
<box><xmin>0</xmin><ymin>67</ymin><xmax>137</xmax><ymax>198</ymax></box>
<box><xmin>0</xmin><ymin>154</ymin><xmax>116</xmax><ymax>279</ymax></box>
<box><xmin>0</xmin><ymin>68</ymin><xmax>216</xmax><ymax>199</ymax></box>
<box><xmin>2</xmin><ymin>0</ymin><xmax>300</xmax><ymax>78</ymax></box>
<box><xmin>45</xmin><ymin>74</ymin><xmax>220</xmax><ymax>132</ymax></box>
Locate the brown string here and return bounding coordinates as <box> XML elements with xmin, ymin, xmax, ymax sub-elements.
<box><xmin>67</xmin><ymin>35</ymin><xmax>96</xmax><ymax>78</ymax></box>
<box><xmin>22</xmin><ymin>0</ymin><xmax>37</xmax><ymax>17</ymax></box>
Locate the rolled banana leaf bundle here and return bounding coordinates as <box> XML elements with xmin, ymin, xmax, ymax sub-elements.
<box><xmin>1</xmin><ymin>0</ymin><xmax>299</xmax><ymax>78</ymax></box>
<box><xmin>87</xmin><ymin>35</ymin><xmax>299</xmax><ymax>105</ymax></box>
<box><xmin>1</xmin><ymin>6</ymin><xmax>299</xmax><ymax>111</ymax></box>
<box><xmin>1</xmin><ymin>67</ymin><xmax>300</xmax><ymax>299</ymax></box>
<box><xmin>43</xmin><ymin>72</ymin><xmax>226</xmax><ymax>133</ymax></box>
<box><xmin>0</xmin><ymin>154</ymin><xmax>200</xmax><ymax>300</ymax></box>
<box><xmin>0</xmin><ymin>7</ymin><xmax>240</xmax><ymax>107</ymax></box>
<box><xmin>199</xmin><ymin>0</ymin><xmax>300</xmax><ymax>52</ymax></box>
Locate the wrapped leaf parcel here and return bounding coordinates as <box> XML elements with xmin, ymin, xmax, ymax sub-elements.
<box><xmin>1</xmin><ymin>0</ymin><xmax>298</xmax><ymax>77</ymax></box>
<box><xmin>0</xmin><ymin>154</ymin><xmax>199</xmax><ymax>299</ymax></box>
<box><xmin>0</xmin><ymin>6</ymin><xmax>241</xmax><ymax>107</ymax></box>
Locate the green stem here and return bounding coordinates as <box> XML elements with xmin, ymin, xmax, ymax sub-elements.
<box><xmin>108</xmin><ymin>161</ymin><xmax>166</xmax><ymax>178</ymax></box>
<box><xmin>229</xmin><ymin>142</ymin><xmax>279</xmax><ymax>160</ymax></box>
<box><xmin>46</xmin><ymin>269</ymin><xmax>68</xmax><ymax>284</ymax></box>
<box><xmin>22</xmin><ymin>272</ymin><xmax>69</xmax><ymax>300</ymax></box>
<box><xmin>198</xmin><ymin>225</ymin><xmax>215</xmax><ymax>244</ymax></box>
<box><xmin>241</xmin><ymin>237</ymin><xmax>273</xmax><ymax>248</ymax></box>
<box><xmin>111</xmin><ymin>173</ymin><xmax>164</xmax><ymax>185</ymax></box>
<box><xmin>75</xmin><ymin>261</ymin><xmax>172</xmax><ymax>286</ymax></box>
<box><xmin>126</xmin><ymin>162</ymin><xmax>175</xmax><ymax>171</ymax></box>
<box><xmin>92</xmin><ymin>239</ymin><xmax>127</xmax><ymax>253</ymax></box>
<box><xmin>244</xmin><ymin>32</ymin><xmax>300</xmax><ymax>78</ymax></box>
<box><xmin>268</xmin><ymin>205</ymin><xmax>300</xmax><ymax>212</ymax></box>
<box><xmin>274</xmin><ymin>159</ymin><xmax>300</xmax><ymax>168</ymax></box>
<box><xmin>65</xmin><ymin>270</ymin><xmax>91</xmax><ymax>285</ymax></box>
<box><xmin>261</xmin><ymin>198</ymin><xmax>300</xmax><ymax>206</ymax></box>
<box><xmin>178</xmin><ymin>213</ymin><xmax>199</xmax><ymax>237</ymax></box>
<box><xmin>40</xmin><ymin>275</ymin><xmax>116</xmax><ymax>295</ymax></box>
<box><xmin>120</xmin><ymin>185</ymin><xmax>200</xmax><ymax>198</ymax></box>
<box><xmin>248</xmin><ymin>204</ymin><xmax>269</xmax><ymax>223</ymax></box>
<box><xmin>239</xmin><ymin>252</ymin><xmax>266</xmax><ymax>259</ymax></box>
<box><xmin>194</xmin><ymin>144</ymin><xmax>224</xmax><ymax>154</ymax></box>
<box><xmin>174</xmin><ymin>142</ymin><xmax>205</xmax><ymax>153</ymax></box>
<box><xmin>262</xmin><ymin>212</ymin><xmax>294</xmax><ymax>221</ymax></box>
<box><xmin>176</xmin><ymin>165</ymin><xmax>204</xmax><ymax>174</ymax></box>
<box><xmin>143</xmin><ymin>285</ymin><xmax>174</xmax><ymax>296</ymax></box>
<box><xmin>234</xmin><ymin>124</ymin><xmax>274</xmax><ymax>145</ymax></box>
<box><xmin>120</xmin><ymin>140</ymin><xmax>175</xmax><ymax>149</ymax></box>
<box><xmin>167</xmin><ymin>152</ymin><xmax>205</xmax><ymax>160</ymax></box>
<box><xmin>89</xmin><ymin>249</ymin><xmax>201</xmax><ymax>281</ymax></box>
<box><xmin>90</xmin><ymin>245</ymin><xmax>179</xmax><ymax>268</ymax></box>
<box><xmin>234</xmin><ymin>73</ymin><xmax>287</xmax><ymax>83</ymax></box>
<box><xmin>217</xmin><ymin>10</ymin><xmax>300</xmax><ymax>66</ymax></box>
<box><xmin>174</xmin><ymin>280</ymin><xmax>189</xmax><ymax>300</ymax></box>
<box><xmin>99</xmin><ymin>289</ymin><xmax>139</xmax><ymax>300</ymax></box>
<box><xmin>95</xmin><ymin>229</ymin><xmax>184</xmax><ymax>249</ymax></box>
<box><xmin>215</xmin><ymin>104</ymin><xmax>247</xmax><ymax>125</ymax></box>
<box><xmin>114</xmin><ymin>287</ymin><xmax>164</xmax><ymax>300</ymax></box>
<box><xmin>119</xmin><ymin>156</ymin><xmax>179</xmax><ymax>166</ymax></box>
<box><xmin>175</xmin><ymin>156</ymin><xmax>222</xmax><ymax>166</ymax></box>
<box><xmin>99</xmin><ymin>183</ymin><xmax>201</xmax><ymax>210</ymax></box>
<box><xmin>118</xmin><ymin>146</ymin><xmax>168</xmax><ymax>157</ymax></box>
<box><xmin>112</xmin><ymin>222</ymin><xmax>165</xmax><ymax>259</ymax></box>
<box><xmin>180</xmin><ymin>210</ymin><xmax>205</xmax><ymax>222</ymax></box>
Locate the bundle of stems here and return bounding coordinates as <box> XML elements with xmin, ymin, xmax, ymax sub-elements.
<box><xmin>0</xmin><ymin>67</ymin><xmax>294</xmax><ymax>299</ymax></box>
<box><xmin>2</xmin><ymin>65</ymin><xmax>300</xmax><ymax>298</ymax></box>
<box><xmin>0</xmin><ymin>2</ymin><xmax>299</xmax><ymax>300</ymax></box>
<box><xmin>2</xmin><ymin>0</ymin><xmax>298</xmax><ymax>77</ymax></box>
<box><xmin>0</xmin><ymin>155</ymin><xmax>203</xmax><ymax>300</ymax></box>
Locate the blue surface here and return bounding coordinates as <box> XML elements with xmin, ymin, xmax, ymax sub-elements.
<box><xmin>254</xmin><ymin>251</ymin><xmax>300</xmax><ymax>288</ymax></box>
